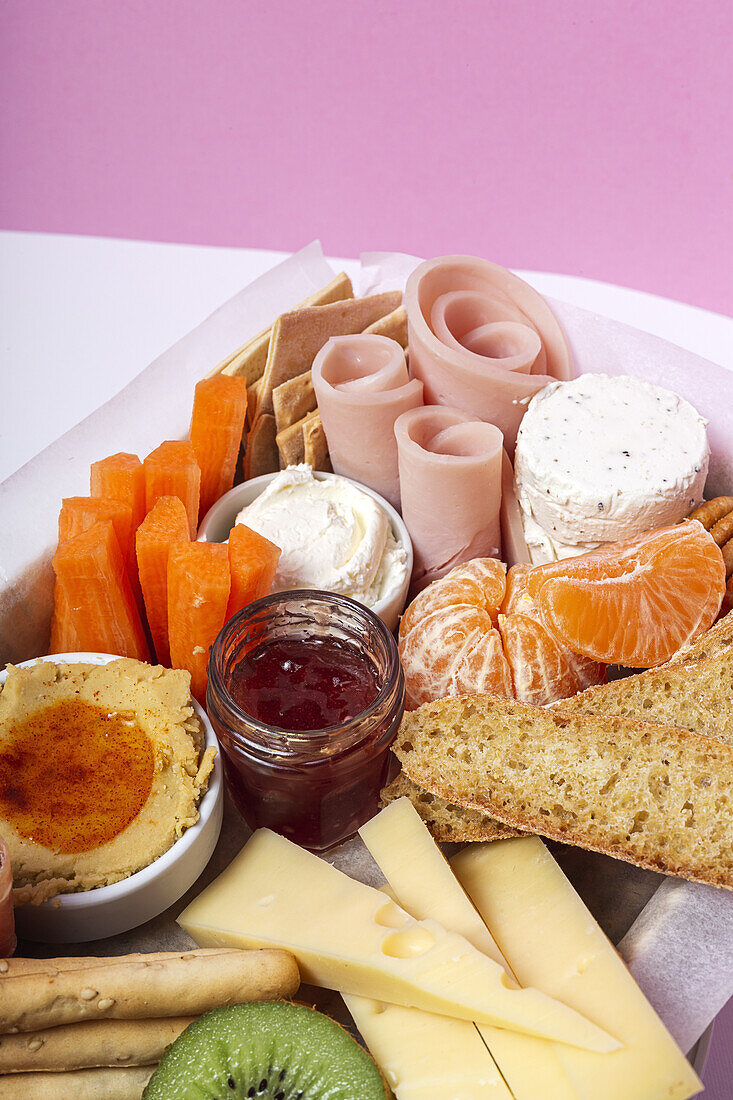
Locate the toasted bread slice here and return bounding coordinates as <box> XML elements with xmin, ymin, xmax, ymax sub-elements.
<box><xmin>380</xmin><ymin>772</ymin><xmax>519</xmax><ymax>843</ymax></box>
<box><xmin>561</xmin><ymin>648</ymin><xmax>733</xmax><ymax>743</ymax></box>
<box><xmin>394</xmin><ymin>695</ymin><xmax>733</xmax><ymax>888</ymax></box>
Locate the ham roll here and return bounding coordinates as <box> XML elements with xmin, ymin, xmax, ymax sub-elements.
<box><xmin>500</xmin><ymin>449</ymin><xmax>532</xmax><ymax>567</ymax></box>
<box><xmin>404</xmin><ymin>255</ymin><xmax>573</xmax><ymax>454</ymax></box>
<box><xmin>0</xmin><ymin>833</ymin><xmax>16</xmax><ymax>957</ymax></box>
<box><xmin>312</xmin><ymin>334</ymin><xmax>423</xmax><ymax>509</ymax></box>
<box><xmin>395</xmin><ymin>405</ymin><xmax>504</xmax><ymax>590</ymax></box>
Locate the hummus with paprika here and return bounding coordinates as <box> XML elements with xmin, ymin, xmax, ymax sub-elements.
<box><xmin>0</xmin><ymin>659</ymin><xmax>215</xmax><ymax>905</ymax></box>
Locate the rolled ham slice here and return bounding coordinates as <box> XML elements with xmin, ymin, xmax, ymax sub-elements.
<box><xmin>312</xmin><ymin>334</ymin><xmax>423</xmax><ymax>509</ymax></box>
<box><xmin>395</xmin><ymin>405</ymin><xmax>504</xmax><ymax>590</ymax></box>
<box><xmin>404</xmin><ymin>255</ymin><xmax>573</xmax><ymax>454</ymax></box>
<box><xmin>0</xmin><ymin>833</ymin><xmax>16</xmax><ymax>957</ymax></box>
<box><xmin>500</xmin><ymin>449</ymin><xmax>532</xmax><ymax>567</ymax></box>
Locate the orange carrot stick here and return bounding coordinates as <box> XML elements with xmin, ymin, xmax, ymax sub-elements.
<box><xmin>90</xmin><ymin>453</ymin><xmax>146</xmax><ymax>533</ymax></box>
<box><xmin>136</xmin><ymin>497</ymin><xmax>190</xmax><ymax>666</ymax></box>
<box><xmin>226</xmin><ymin>524</ymin><xmax>281</xmax><ymax>621</ymax></box>
<box><xmin>190</xmin><ymin>375</ymin><xmax>248</xmax><ymax>521</ymax></box>
<box><xmin>53</xmin><ymin>521</ymin><xmax>150</xmax><ymax>661</ymax></box>
<box><xmin>144</xmin><ymin>441</ymin><xmax>201</xmax><ymax>539</ymax></box>
<box><xmin>58</xmin><ymin>497</ymin><xmax>133</xmax><ymax>555</ymax></box>
<box><xmin>167</xmin><ymin>542</ymin><xmax>230</xmax><ymax>704</ymax></box>
<box><xmin>90</xmin><ymin>452</ymin><xmax>147</xmax><ymax>607</ymax></box>
<box><xmin>48</xmin><ymin>580</ymin><xmax>81</xmax><ymax>654</ymax></box>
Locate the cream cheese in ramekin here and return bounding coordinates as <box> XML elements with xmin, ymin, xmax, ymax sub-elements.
<box><xmin>235</xmin><ymin>465</ymin><xmax>408</xmax><ymax>607</ymax></box>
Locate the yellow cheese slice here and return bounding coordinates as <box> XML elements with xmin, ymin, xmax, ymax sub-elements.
<box><xmin>343</xmin><ymin>992</ymin><xmax>513</xmax><ymax>1099</ymax></box>
<box><xmin>452</xmin><ymin>838</ymin><xmax>702</xmax><ymax>1100</ymax></box>
<box><xmin>359</xmin><ymin>799</ymin><xmax>579</xmax><ymax>1100</ymax></box>
<box><xmin>178</xmin><ymin>829</ymin><xmax>617</xmax><ymax>1051</ymax></box>
<box><xmin>344</xmin><ymin>882</ymin><xmax>514</xmax><ymax>1099</ymax></box>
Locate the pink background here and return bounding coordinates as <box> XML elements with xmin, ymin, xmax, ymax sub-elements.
<box><xmin>1</xmin><ymin>1</ymin><xmax>731</xmax><ymax>1092</ymax></box>
<box><xmin>1</xmin><ymin>0</ymin><xmax>731</xmax><ymax>315</ymax></box>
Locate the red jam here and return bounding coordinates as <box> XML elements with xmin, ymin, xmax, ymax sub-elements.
<box><xmin>207</xmin><ymin>592</ymin><xmax>404</xmax><ymax>851</ymax></box>
<box><xmin>228</xmin><ymin>636</ymin><xmax>381</xmax><ymax>731</ymax></box>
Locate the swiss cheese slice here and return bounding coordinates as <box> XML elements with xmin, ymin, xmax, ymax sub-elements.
<box><xmin>359</xmin><ymin>799</ymin><xmax>579</xmax><ymax>1100</ymax></box>
<box><xmin>178</xmin><ymin>829</ymin><xmax>617</xmax><ymax>1051</ymax></box>
<box><xmin>452</xmin><ymin>839</ymin><xmax>702</xmax><ymax>1100</ymax></box>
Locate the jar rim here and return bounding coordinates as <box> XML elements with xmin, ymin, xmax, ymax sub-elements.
<box><xmin>207</xmin><ymin>589</ymin><xmax>403</xmax><ymax>753</ymax></box>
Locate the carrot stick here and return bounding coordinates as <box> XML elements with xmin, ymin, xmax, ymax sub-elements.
<box><xmin>58</xmin><ymin>497</ymin><xmax>133</xmax><ymax>558</ymax></box>
<box><xmin>190</xmin><ymin>375</ymin><xmax>248</xmax><ymax>521</ymax></box>
<box><xmin>136</xmin><ymin>497</ymin><xmax>190</xmax><ymax>666</ymax></box>
<box><xmin>48</xmin><ymin>580</ymin><xmax>81</xmax><ymax>654</ymax></box>
<box><xmin>52</xmin><ymin>521</ymin><xmax>150</xmax><ymax>661</ymax></box>
<box><xmin>90</xmin><ymin>453</ymin><xmax>147</xmax><ymax>607</ymax></box>
<box><xmin>167</xmin><ymin>543</ymin><xmax>230</xmax><ymax>703</ymax></box>
<box><xmin>226</xmin><ymin>524</ymin><xmax>281</xmax><ymax>620</ymax></box>
<box><xmin>144</xmin><ymin>441</ymin><xmax>201</xmax><ymax>539</ymax></box>
<box><xmin>90</xmin><ymin>453</ymin><xmax>146</xmax><ymax>533</ymax></box>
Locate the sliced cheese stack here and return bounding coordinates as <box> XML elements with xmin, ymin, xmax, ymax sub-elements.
<box><xmin>178</xmin><ymin>829</ymin><xmax>616</xmax><ymax>1051</ymax></box>
<box><xmin>354</xmin><ymin>798</ymin><xmax>701</xmax><ymax>1100</ymax></box>
<box><xmin>394</xmin><ymin>405</ymin><xmax>504</xmax><ymax>589</ymax></box>
<box><xmin>312</xmin><ymin>333</ymin><xmax>423</xmax><ymax>510</ymax></box>
<box><xmin>404</xmin><ymin>255</ymin><xmax>573</xmax><ymax>454</ymax></box>
<box><xmin>515</xmin><ymin>374</ymin><xmax>710</xmax><ymax>565</ymax></box>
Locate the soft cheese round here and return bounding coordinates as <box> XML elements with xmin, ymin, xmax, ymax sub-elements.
<box><xmin>515</xmin><ymin>374</ymin><xmax>709</xmax><ymax>550</ymax></box>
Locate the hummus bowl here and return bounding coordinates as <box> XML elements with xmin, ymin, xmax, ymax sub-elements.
<box><xmin>197</xmin><ymin>471</ymin><xmax>413</xmax><ymax>633</ymax></box>
<box><xmin>0</xmin><ymin>652</ymin><xmax>223</xmax><ymax>944</ymax></box>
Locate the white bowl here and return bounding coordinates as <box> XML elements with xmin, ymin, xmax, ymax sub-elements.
<box><xmin>1</xmin><ymin>652</ymin><xmax>223</xmax><ymax>944</ymax></box>
<box><xmin>197</xmin><ymin>472</ymin><xmax>413</xmax><ymax>633</ymax></box>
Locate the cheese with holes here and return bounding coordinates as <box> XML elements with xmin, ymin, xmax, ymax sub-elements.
<box><xmin>178</xmin><ymin>829</ymin><xmax>617</xmax><ymax>1051</ymax></box>
<box><xmin>452</xmin><ymin>838</ymin><xmax>702</xmax><ymax>1100</ymax></box>
<box><xmin>359</xmin><ymin>799</ymin><xmax>579</xmax><ymax>1100</ymax></box>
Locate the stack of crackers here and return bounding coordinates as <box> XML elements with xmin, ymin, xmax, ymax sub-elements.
<box><xmin>208</xmin><ymin>274</ymin><xmax>408</xmax><ymax>479</ymax></box>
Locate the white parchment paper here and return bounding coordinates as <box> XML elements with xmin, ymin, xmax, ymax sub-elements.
<box><xmin>4</xmin><ymin>243</ymin><xmax>731</xmax><ymax>1059</ymax></box>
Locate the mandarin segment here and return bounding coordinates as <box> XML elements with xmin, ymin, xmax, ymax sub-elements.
<box><xmin>398</xmin><ymin>556</ymin><xmax>600</xmax><ymax>710</ymax></box>
<box><xmin>528</xmin><ymin>521</ymin><xmax>726</xmax><ymax>667</ymax></box>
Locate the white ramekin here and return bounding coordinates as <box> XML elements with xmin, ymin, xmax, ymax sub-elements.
<box><xmin>197</xmin><ymin>471</ymin><xmax>413</xmax><ymax>633</ymax></box>
<box><xmin>1</xmin><ymin>652</ymin><xmax>223</xmax><ymax>944</ymax></box>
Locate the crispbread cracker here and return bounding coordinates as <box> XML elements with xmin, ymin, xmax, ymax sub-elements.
<box><xmin>247</xmin><ymin>377</ymin><xmax>262</xmax><ymax>429</ymax></box>
<box><xmin>273</xmin><ymin>371</ymin><xmax>316</xmax><ymax>432</ymax></box>
<box><xmin>207</xmin><ymin>271</ymin><xmax>354</xmax><ymax>384</ymax></box>
<box><xmin>664</xmin><ymin>609</ymin><xmax>733</xmax><ymax>666</ymax></box>
<box><xmin>381</xmin><ymin>772</ymin><xmax>519</xmax><ymax>844</ymax></box>
<box><xmin>275</xmin><ymin>419</ymin><xmax>306</xmax><ymax>467</ymax></box>
<box><xmin>256</xmin><ymin>291</ymin><xmax>402</xmax><ymax>417</ymax></box>
<box><xmin>363</xmin><ymin>304</ymin><xmax>409</xmax><ymax>347</ymax></box>
<box><xmin>303</xmin><ymin>410</ymin><xmax>331</xmax><ymax>471</ymax></box>
<box><xmin>243</xmin><ymin>414</ymin><xmax>279</xmax><ymax>478</ymax></box>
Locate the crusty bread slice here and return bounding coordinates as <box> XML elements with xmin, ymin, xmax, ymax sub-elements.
<box><xmin>394</xmin><ymin>695</ymin><xmax>733</xmax><ymax>888</ymax></box>
<box><xmin>560</xmin><ymin>648</ymin><xmax>733</xmax><ymax>743</ymax></box>
<box><xmin>665</xmin><ymin>609</ymin><xmax>733</xmax><ymax>666</ymax></box>
<box><xmin>380</xmin><ymin>772</ymin><xmax>520</xmax><ymax>843</ymax></box>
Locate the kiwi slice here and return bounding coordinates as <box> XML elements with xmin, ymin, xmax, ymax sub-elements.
<box><xmin>143</xmin><ymin>1001</ymin><xmax>387</xmax><ymax>1099</ymax></box>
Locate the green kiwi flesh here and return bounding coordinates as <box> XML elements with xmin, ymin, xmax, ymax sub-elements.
<box><xmin>143</xmin><ymin>1001</ymin><xmax>387</xmax><ymax>1099</ymax></box>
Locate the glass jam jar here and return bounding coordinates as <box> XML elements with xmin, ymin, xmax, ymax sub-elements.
<box><xmin>207</xmin><ymin>590</ymin><xmax>405</xmax><ymax>851</ymax></box>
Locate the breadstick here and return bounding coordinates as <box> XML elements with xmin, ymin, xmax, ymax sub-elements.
<box><xmin>0</xmin><ymin>948</ymin><xmax>242</xmax><ymax>977</ymax></box>
<box><xmin>689</xmin><ymin>496</ymin><xmax>733</xmax><ymax>530</ymax></box>
<box><xmin>0</xmin><ymin>949</ymin><xmax>299</xmax><ymax>1033</ymax></box>
<box><xmin>0</xmin><ymin>1065</ymin><xmax>154</xmax><ymax>1099</ymax></box>
<box><xmin>710</xmin><ymin>511</ymin><xmax>733</xmax><ymax>548</ymax></box>
<box><xmin>0</xmin><ymin>1016</ymin><xmax>194</xmax><ymax>1073</ymax></box>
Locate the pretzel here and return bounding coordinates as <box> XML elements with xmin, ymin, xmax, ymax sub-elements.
<box><xmin>689</xmin><ymin>496</ymin><xmax>733</xmax><ymax>530</ymax></box>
